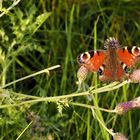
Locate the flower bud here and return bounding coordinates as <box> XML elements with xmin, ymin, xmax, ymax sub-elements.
<box><xmin>77</xmin><ymin>66</ymin><xmax>88</xmax><ymax>84</ymax></box>
<box><xmin>113</xmin><ymin>132</ymin><xmax>128</xmax><ymax>140</ymax></box>
<box><xmin>130</xmin><ymin>69</ymin><xmax>140</xmax><ymax>83</ymax></box>
<box><xmin>115</xmin><ymin>97</ymin><xmax>140</xmax><ymax>115</ymax></box>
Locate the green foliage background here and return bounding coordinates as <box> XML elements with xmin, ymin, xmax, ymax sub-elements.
<box><xmin>0</xmin><ymin>0</ymin><xmax>140</xmax><ymax>139</ymax></box>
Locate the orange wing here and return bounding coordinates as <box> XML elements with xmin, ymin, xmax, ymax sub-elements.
<box><xmin>77</xmin><ymin>50</ymin><xmax>106</xmax><ymax>72</ymax></box>
<box><xmin>117</xmin><ymin>46</ymin><xmax>140</xmax><ymax>68</ymax></box>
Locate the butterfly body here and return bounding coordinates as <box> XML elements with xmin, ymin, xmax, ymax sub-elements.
<box><xmin>77</xmin><ymin>37</ymin><xmax>140</xmax><ymax>82</ymax></box>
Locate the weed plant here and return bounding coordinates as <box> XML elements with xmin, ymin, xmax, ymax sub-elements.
<box><xmin>0</xmin><ymin>0</ymin><xmax>140</xmax><ymax>139</ymax></box>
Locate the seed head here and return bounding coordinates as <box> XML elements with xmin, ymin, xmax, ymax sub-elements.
<box><xmin>77</xmin><ymin>66</ymin><xmax>88</xmax><ymax>84</ymax></box>
<box><xmin>130</xmin><ymin>69</ymin><xmax>140</xmax><ymax>83</ymax></box>
<box><xmin>115</xmin><ymin>97</ymin><xmax>140</xmax><ymax>115</ymax></box>
<box><xmin>113</xmin><ymin>132</ymin><xmax>128</xmax><ymax>140</ymax></box>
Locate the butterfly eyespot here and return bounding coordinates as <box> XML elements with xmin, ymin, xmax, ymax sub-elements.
<box><xmin>104</xmin><ymin>37</ymin><xmax>120</xmax><ymax>49</ymax></box>
<box><xmin>77</xmin><ymin>52</ymin><xmax>91</xmax><ymax>64</ymax></box>
<box><xmin>97</xmin><ymin>68</ymin><xmax>104</xmax><ymax>76</ymax></box>
<box><xmin>124</xmin><ymin>66</ymin><xmax>129</xmax><ymax>73</ymax></box>
<box><xmin>81</xmin><ymin>52</ymin><xmax>91</xmax><ymax>61</ymax></box>
<box><xmin>131</xmin><ymin>46</ymin><xmax>140</xmax><ymax>55</ymax></box>
<box><xmin>77</xmin><ymin>55</ymin><xmax>83</xmax><ymax>64</ymax></box>
<box><xmin>97</xmin><ymin>65</ymin><xmax>105</xmax><ymax>75</ymax></box>
<box><xmin>121</xmin><ymin>62</ymin><xmax>129</xmax><ymax>73</ymax></box>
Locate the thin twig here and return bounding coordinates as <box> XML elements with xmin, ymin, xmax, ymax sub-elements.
<box><xmin>0</xmin><ymin>65</ymin><xmax>61</xmax><ymax>89</ymax></box>
<box><xmin>0</xmin><ymin>0</ymin><xmax>21</xmax><ymax>18</ymax></box>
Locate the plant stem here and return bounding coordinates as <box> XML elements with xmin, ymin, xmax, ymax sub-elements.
<box><xmin>0</xmin><ymin>65</ymin><xmax>61</xmax><ymax>89</ymax></box>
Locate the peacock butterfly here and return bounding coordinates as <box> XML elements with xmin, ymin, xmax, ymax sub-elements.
<box><xmin>77</xmin><ymin>37</ymin><xmax>140</xmax><ymax>82</ymax></box>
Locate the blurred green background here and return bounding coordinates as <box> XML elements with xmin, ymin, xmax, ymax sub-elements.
<box><xmin>0</xmin><ymin>0</ymin><xmax>140</xmax><ymax>139</ymax></box>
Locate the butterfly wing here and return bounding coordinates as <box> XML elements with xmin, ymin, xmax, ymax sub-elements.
<box><xmin>77</xmin><ymin>50</ymin><xmax>106</xmax><ymax>72</ymax></box>
<box><xmin>77</xmin><ymin>39</ymin><xmax>140</xmax><ymax>82</ymax></box>
<box><xmin>117</xmin><ymin>46</ymin><xmax>140</xmax><ymax>68</ymax></box>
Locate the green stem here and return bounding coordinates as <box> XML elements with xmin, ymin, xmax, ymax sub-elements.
<box><xmin>91</xmin><ymin>109</ymin><xmax>114</xmax><ymax>136</ymax></box>
<box><xmin>0</xmin><ymin>65</ymin><xmax>60</xmax><ymax>89</ymax></box>
<box><xmin>71</xmin><ymin>102</ymin><xmax>116</xmax><ymax>113</ymax></box>
<box><xmin>0</xmin><ymin>0</ymin><xmax>21</xmax><ymax>18</ymax></box>
<box><xmin>16</xmin><ymin>121</ymin><xmax>33</xmax><ymax>140</ymax></box>
<box><xmin>0</xmin><ymin>80</ymin><xmax>130</xmax><ymax>109</ymax></box>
